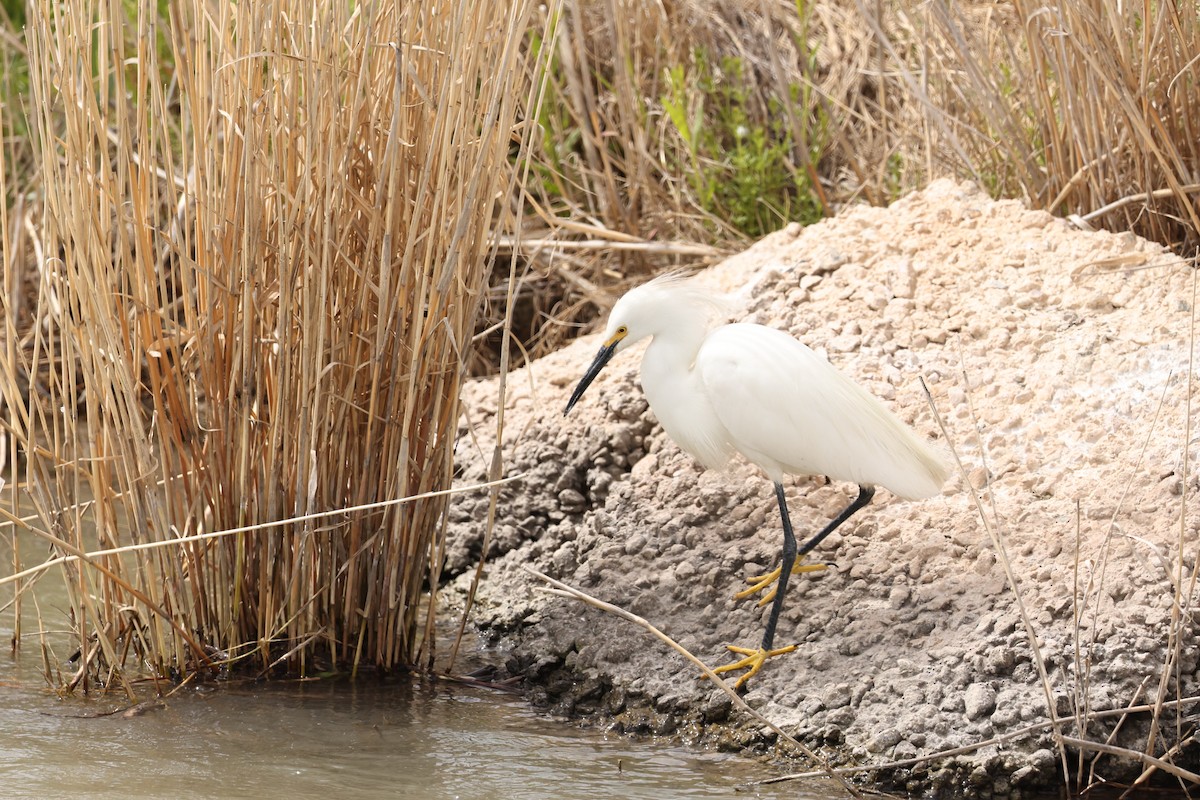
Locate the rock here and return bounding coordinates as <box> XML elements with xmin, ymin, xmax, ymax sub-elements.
<box><xmin>964</xmin><ymin>684</ymin><xmax>997</xmax><ymax>721</ymax></box>
<box><xmin>866</xmin><ymin>728</ymin><xmax>902</xmax><ymax>753</ymax></box>
<box><xmin>447</xmin><ymin>178</ymin><xmax>1196</xmax><ymax>796</ymax></box>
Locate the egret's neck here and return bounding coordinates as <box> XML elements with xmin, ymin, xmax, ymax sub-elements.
<box><xmin>639</xmin><ymin>316</ymin><xmax>709</xmax><ymax>398</ymax></box>
<box><xmin>637</xmin><ymin>315</ymin><xmax>735</xmax><ymax>472</ymax></box>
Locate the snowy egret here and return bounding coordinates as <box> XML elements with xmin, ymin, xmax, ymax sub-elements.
<box><xmin>563</xmin><ymin>273</ymin><xmax>948</xmax><ymax>688</ymax></box>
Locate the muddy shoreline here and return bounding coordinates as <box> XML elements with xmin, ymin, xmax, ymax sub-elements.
<box><xmin>444</xmin><ymin>181</ymin><xmax>1199</xmax><ymax>797</ymax></box>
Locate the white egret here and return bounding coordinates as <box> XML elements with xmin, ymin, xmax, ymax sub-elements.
<box><xmin>563</xmin><ymin>273</ymin><xmax>948</xmax><ymax>688</ymax></box>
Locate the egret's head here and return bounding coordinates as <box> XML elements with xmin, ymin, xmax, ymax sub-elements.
<box><xmin>563</xmin><ymin>273</ymin><xmax>731</xmax><ymax>415</ymax></box>
<box><xmin>562</xmin><ymin>319</ymin><xmax>628</xmax><ymax>417</ymax></box>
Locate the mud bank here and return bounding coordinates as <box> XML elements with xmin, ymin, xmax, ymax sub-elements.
<box><xmin>444</xmin><ymin>180</ymin><xmax>1199</xmax><ymax>796</ymax></box>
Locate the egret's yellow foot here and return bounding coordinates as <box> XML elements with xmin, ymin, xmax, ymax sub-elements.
<box><xmin>735</xmin><ymin>559</ymin><xmax>829</xmax><ymax>607</ymax></box>
<box><xmin>712</xmin><ymin>644</ymin><xmax>798</xmax><ymax>689</ymax></box>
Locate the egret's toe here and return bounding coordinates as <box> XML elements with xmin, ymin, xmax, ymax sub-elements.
<box><xmin>710</xmin><ymin>643</ymin><xmax>797</xmax><ymax>689</ymax></box>
<box><xmin>734</xmin><ymin>559</ymin><xmax>829</xmax><ymax>606</ymax></box>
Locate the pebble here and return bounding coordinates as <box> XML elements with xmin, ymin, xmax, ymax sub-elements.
<box><xmin>964</xmin><ymin>683</ymin><xmax>997</xmax><ymax>720</ymax></box>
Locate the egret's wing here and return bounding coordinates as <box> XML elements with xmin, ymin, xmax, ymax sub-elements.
<box><xmin>698</xmin><ymin>324</ymin><xmax>947</xmax><ymax>499</ymax></box>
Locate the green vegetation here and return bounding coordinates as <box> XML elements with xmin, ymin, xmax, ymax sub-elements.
<box><xmin>663</xmin><ymin>51</ymin><xmax>824</xmax><ymax>237</ymax></box>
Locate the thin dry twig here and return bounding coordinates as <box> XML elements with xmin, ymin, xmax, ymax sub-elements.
<box><xmin>1062</xmin><ymin>736</ymin><xmax>1200</xmax><ymax>785</ymax></box>
<box><xmin>522</xmin><ymin>565</ymin><xmax>865</xmax><ymax>800</ymax></box>
<box><xmin>0</xmin><ymin>475</ymin><xmax>525</xmax><ymax>589</ymax></box>
<box><xmin>921</xmin><ymin>367</ymin><xmax>1070</xmax><ymax>775</ymax></box>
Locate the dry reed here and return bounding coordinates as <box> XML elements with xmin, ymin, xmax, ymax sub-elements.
<box><xmin>3</xmin><ymin>0</ymin><xmax>1199</xmax><ymax>789</ymax></box>
<box><xmin>4</xmin><ymin>0</ymin><xmax>554</xmax><ymax>689</ymax></box>
<box><xmin>498</xmin><ymin>0</ymin><xmax>1200</xmax><ymax>361</ymax></box>
<box><xmin>486</xmin><ymin>0</ymin><xmax>843</xmax><ymax>364</ymax></box>
<box><xmin>863</xmin><ymin>0</ymin><xmax>1200</xmax><ymax>248</ymax></box>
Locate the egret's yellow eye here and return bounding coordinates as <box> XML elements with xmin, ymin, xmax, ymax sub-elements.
<box><xmin>616</xmin><ymin>325</ymin><xmax>628</xmax><ymax>336</ymax></box>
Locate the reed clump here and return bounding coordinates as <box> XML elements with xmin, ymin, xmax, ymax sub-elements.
<box><xmin>2</xmin><ymin>0</ymin><xmax>552</xmax><ymax>690</ymax></box>
<box><xmin>868</xmin><ymin>0</ymin><xmax>1200</xmax><ymax>248</ymax></box>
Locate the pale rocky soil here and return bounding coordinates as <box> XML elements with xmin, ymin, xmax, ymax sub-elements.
<box><xmin>443</xmin><ymin>180</ymin><xmax>1199</xmax><ymax>797</ymax></box>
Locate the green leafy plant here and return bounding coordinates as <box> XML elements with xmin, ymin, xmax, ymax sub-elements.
<box><xmin>662</xmin><ymin>50</ymin><xmax>825</xmax><ymax>239</ymax></box>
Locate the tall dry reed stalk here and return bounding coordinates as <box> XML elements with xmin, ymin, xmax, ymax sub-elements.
<box><xmin>0</xmin><ymin>23</ymin><xmax>22</xmax><ymax>654</ymax></box>
<box><xmin>5</xmin><ymin>0</ymin><xmax>554</xmax><ymax>691</ymax></box>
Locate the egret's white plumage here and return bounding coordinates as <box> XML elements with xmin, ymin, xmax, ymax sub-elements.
<box><xmin>564</xmin><ymin>272</ymin><xmax>948</xmax><ymax>687</ymax></box>
<box><xmin>697</xmin><ymin>324</ymin><xmax>945</xmax><ymax>498</ymax></box>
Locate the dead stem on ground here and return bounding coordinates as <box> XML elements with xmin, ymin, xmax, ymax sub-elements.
<box><xmin>523</xmin><ymin>565</ymin><xmax>866</xmax><ymax>800</ymax></box>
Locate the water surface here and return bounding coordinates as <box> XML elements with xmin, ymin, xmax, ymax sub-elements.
<box><xmin>1</xmin><ymin>667</ymin><xmax>843</xmax><ymax>799</ymax></box>
<box><xmin>0</xmin><ymin>530</ymin><xmax>844</xmax><ymax>800</ymax></box>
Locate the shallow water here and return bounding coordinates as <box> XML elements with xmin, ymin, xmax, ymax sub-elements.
<box><xmin>1</xmin><ymin>667</ymin><xmax>846</xmax><ymax>800</ymax></box>
<box><xmin>0</xmin><ymin>533</ymin><xmax>843</xmax><ymax>800</ymax></box>
<box><xmin>1</xmin><ymin>600</ymin><xmax>1166</xmax><ymax>799</ymax></box>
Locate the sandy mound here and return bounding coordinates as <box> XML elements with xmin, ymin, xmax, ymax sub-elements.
<box><xmin>444</xmin><ymin>180</ymin><xmax>1198</xmax><ymax>794</ymax></box>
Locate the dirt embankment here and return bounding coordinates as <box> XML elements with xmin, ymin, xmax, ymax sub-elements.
<box><xmin>444</xmin><ymin>180</ymin><xmax>1198</xmax><ymax>796</ymax></box>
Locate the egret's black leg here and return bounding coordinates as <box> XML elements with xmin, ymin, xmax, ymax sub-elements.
<box><xmin>715</xmin><ymin>483</ymin><xmax>875</xmax><ymax>688</ymax></box>
<box><xmin>761</xmin><ymin>483</ymin><xmax>874</xmax><ymax>652</ymax></box>
<box><xmin>798</xmin><ymin>484</ymin><xmax>875</xmax><ymax>558</ymax></box>
<box><xmin>760</xmin><ymin>482</ymin><xmax>797</xmax><ymax>652</ymax></box>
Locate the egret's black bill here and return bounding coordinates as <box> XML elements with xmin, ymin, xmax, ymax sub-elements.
<box><xmin>564</xmin><ymin>342</ymin><xmax>618</xmax><ymax>415</ymax></box>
